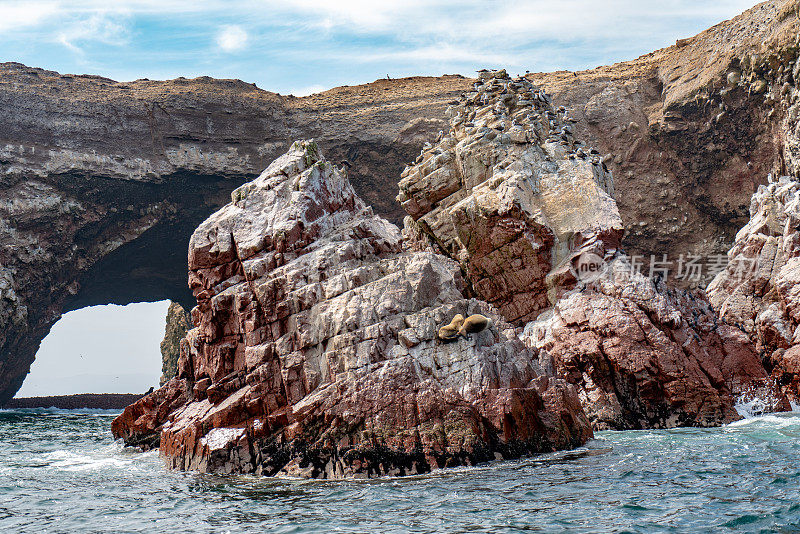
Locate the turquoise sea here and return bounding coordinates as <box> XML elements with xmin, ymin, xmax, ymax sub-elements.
<box><xmin>1</xmin><ymin>408</ymin><xmax>799</xmax><ymax>533</ymax></box>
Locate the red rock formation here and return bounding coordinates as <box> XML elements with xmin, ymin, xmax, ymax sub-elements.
<box><xmin>708</xmin><ymin>176</ymin><xmax>800</xmax><ymax>404</ymax></box>
<box><xmin>4</xmin><ymin>1</ymin><xmax>800</xmax><ymax>406</ymax></box>
<box><xmin>401</xmin><ymin>69</ymin><xmax>780</xmax><ymax>429</ymax></box>
<box><xmin>398</xmin><ymin>70</ymin><xmax>623</xmax><ymax>325</ymax></box>
<box><xmin>112</xmin><ymin>141</ymin><xmax>592</xmax><ymax>477</ymax></box>
<box><xmin>111</xmin><ymin>378</ymin><xmax>190</xmax><ymax>450</ymax></box>
<box><xmin>523</xmin><ymin>261</ymin><xmax>780</xmax><ymax>429</ymax></box>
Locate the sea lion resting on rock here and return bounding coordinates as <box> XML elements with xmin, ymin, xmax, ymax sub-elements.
<box><xmin>458</xmin><ymin>314</ymin><xmax>492</xmax><ymax>337</ymax></box>
<box><xmin>438</xmin><ymin>314</ymin><xmax>464</xmax><ymax>341</ymax></box>
<box><xmin>438</xmin><ymin>313</ymin><xmax>492</xmax><ymax>341</ymax></box>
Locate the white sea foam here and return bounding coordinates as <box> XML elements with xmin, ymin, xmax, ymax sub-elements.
<box><xmin>726</xmin><ymin>412</ymin><xmax>800</xmax><ymax>429</ymax></box>
<box><xmin>734</xmin><ymin>396</ymin><xmax>775</xmax><ymax>419</ymax></box>
<box><xmin>42</xmin><ymin>449</ymin><xmax>133</xmax><ymax>472</ymax></box>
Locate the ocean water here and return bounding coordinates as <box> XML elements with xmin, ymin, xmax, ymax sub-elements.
<box><xmin>1</xmin><ymin>409</ymin><xmax>800</xmax><ymax>533</ymax></box>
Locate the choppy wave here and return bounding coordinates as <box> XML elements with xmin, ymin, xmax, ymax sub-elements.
<box><xmin>1</xmin><ymin>411</ymin><xmax>800</xmax><ymax>533</ymax></box>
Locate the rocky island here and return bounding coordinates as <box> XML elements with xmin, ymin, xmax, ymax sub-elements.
<box><xmin>2</xmin><ymin>0</ymin><xmax>800</xmax><ymax>480</ymax></box>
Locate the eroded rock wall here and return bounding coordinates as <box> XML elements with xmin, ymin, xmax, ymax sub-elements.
<box><xmin>525</xmin><ymin>261</ymin><xmax>775</xmax><ymax>430</ymax></box>
<box><xmin>4</xmin><ymin>0</ymin><xmax>800</xmax><ymax>414</ymax></box>
<box><xmin>0</xmin><ymin>66</ymin><xmax>468</xmax><ymax>404</ymax></box>
<box><xmin>708</xmin><ymin>176</ymin><xmax>800</xmax><ymax>403</ymax></box>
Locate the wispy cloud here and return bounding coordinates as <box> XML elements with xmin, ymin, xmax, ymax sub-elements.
<box><xmin>0</xmin><ymin>0</ymin><xmax>60</xmax><ymax>33</ymax></box>
<box><xmin>0</xmin><ymin>0</ymin><xmax>761</xmax><ymax>93</ymax></box>
<box><xmin>216</xmin><ymin>24</ymin><xmax>248</xmax><ymax>52</ymax></box>
<box><xmin>57</xmin><ymin>13</ymin><xmax>131</xmax><ymax>54</ymax></box>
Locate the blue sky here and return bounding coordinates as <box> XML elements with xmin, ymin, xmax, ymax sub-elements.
<box><xmin>1</xmin><ymin>0</ymin><xmax>759</xmax><ymax>96</ymax></box>
<box><xmin>6</xmin><ymin>0</ymin><xmax>761</xmax><ymax>396</ymax></box>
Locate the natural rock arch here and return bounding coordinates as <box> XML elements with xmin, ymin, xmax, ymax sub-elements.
<box><xmin>0</xmin><ymin>64</ymin><xmax>465</xmax><ymax>403</ymax></box>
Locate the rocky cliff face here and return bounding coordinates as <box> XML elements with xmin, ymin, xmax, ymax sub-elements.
<box><xmin>398</xmin><ymin>70</ymin><xmax>622</xmax><ymax>324</ymax></box>
<box><xmin>531</xmin><ymin>0</ymin><xmax>800</xmax><ymax>284</ymax></box>
<box><xmin>708</xmin><ymin>176</ymin><xmax>800</xmax><ymax>404</ymax></box>
<box><xmin>112</xmin><ymin>141</ymin><xmax>592</xmax><ymax>477</ymax></box>
<box><xmin>525</xmin><ymin>262</ymin><xmax>777</xmax><ymax>429</ymax></box>
<box><xmin>400</xmin><ymin>69</ymin><xmax>774</xmax><ymax>430</ymax></box>
<box><xmin>701</xmin><ymin>4</ymin><xmax>800</xmax><ymax>405</ymax></box>
<box><xmin>113</xmin><ymin>48</ymin><xmax>794</xmax><ymax>476</ymax></box>
<box><xmin>0</xmin><ymin>66</ymin><xmax>467</xmax><ymax>404</ymax></box>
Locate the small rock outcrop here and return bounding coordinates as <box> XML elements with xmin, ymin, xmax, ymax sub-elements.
<box><xmin>524</xmin><ymin>260</ymin><xmax>775</xmax><ymax>430</ymax></box>
<box><xmin>400</xmin><ymin>69</ymin><xmax>776</xmax><ymax>430</ymax></box>
<box><xmin>160</xmin><ymin>302</ymin><xmax>192</xmax><ymax>385</ymax></box>
<box><xmin>708</xmin><ymin>176</ymin><xmax>800</xmax><ymax>404</ymax></box>
<box><xmin>112</xmin><ymin>141</ymin><xmax>592</xmax><ymax>478</ymax></box>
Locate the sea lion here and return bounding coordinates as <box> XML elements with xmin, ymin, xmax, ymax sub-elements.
<box><xmin>437</xmin><ymin>314</ymin><xmax>464</xmax><ymax>341</ymax></box>
<box><xmin>458</xmin><ymin>314</ymin><xmax>492</xmax><ymax>337</ymax></box>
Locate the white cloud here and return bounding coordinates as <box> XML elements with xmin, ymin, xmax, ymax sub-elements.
<box><xmin>57</xmin><ymin>13</ymin><xmax>131</xmax><ymax>53</ymax></box>
<box><xmin>216</xmin><ymin>24</ymin><xmax>248</xmax><ymax>52</ymax></box>
<box><xmin>0</xmin><ymin>1</ymin><xmax>60</xmax><ymax>33</ymax></box>
<box><xmin>0</xmin><ymin>0</ymin><xmax>763</xmax><ymax>91</ymax></box>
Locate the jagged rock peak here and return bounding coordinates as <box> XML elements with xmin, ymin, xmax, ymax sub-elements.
<box><xmin>398</xmin><ymin>68</ymin><xmax>623</xmax><ymax>324</ymax></box>
<box><xmin>112</xmin><ymin>141</ymin><xmax>593</xmax><ymax>478</ymax></box>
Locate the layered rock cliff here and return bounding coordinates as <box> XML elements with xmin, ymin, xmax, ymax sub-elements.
<box><xmin>112</xmin><ymin>48</ymin><xmax>797</xmax><ymax>477</ymax></box>
<box><xmin>0</xmin><ymin>67</ymin><xmax>467</xmax><ymax>404</ymax></box>
<box><xmin>112</xmin><ymin>141</ymin><xmax>592</xmax><ymax>477</ymax></box>
<box><xmin>532</xmin><ymin>0</ymin><xmax>800</xmax><ymax>283</ymax></box>
<box><xmin>3</xmin><ymin>0</ymin><xmax>800</xmax><ymax>404</ymax></box>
